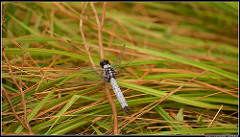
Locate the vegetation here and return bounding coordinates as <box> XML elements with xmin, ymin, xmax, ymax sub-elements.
<box><xmin>2</xmin><ymin>2</ymin><xmax>238</xmax><ymax>135</ymax></box>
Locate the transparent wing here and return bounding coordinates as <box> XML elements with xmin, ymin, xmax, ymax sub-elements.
<box><xmin>112</xmin><ymin>44</ymin><xmax>125</xmax><ymax>70</ymax></box>
<box><xmin>50</xmin><ymin>66</ymin><xmax>104</xmax><ymax>83</ymax></box>
<box><xmin>111</xmin><ymin>44</ymin><xmax>132</xmax><ymax>77</ymax></box>
<box><xmin>78</xmin><ymin>68</ymin><xmax>104</xmax><ymax>82</ymax></box>
<box><xmin>112</xmin><ymin>44</ymin><xmax>129</xmax><ymax>76</ymax></box>
<box><xmin>115</xmin><ymin>60</ymin><xmax>132</xmax><ymax>77</ymax></box>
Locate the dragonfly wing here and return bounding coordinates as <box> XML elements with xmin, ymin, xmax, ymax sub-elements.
<box><xmin>112</xmin><ymin>44</ymin><xmax>125</xmax><ymax>70</ymax></box>
<box><xmin>112</xmin><ymin>44</ymin><xmax>131</xmax><ymax>77</ymax></box>
<box><xmin>115</xmin><ymin>60</ymin><xmax>132</xmax><ymax>77</ymax></box>
<box><xmin>77</xmin><ymin>68</ymin><xmax>104</xmax><ymax>82</ymax></box>
<box><xmin>52</xmin><ymin>66</ymin><xmax>104</xmax><ymax>82</ymax></box>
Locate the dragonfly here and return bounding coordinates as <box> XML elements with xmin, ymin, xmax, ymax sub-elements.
<box><xmin>76</xmin><ymin>44</ymin><xmax>131</xmax><ymax>115</ymax></box>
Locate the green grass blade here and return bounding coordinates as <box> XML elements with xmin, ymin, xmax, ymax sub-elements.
<box><xmin>91</xmin><ymin>125</ymin><xmax>103</xmax><ymax>135</ymax></box>
<box><xmin>123</xmin><ymin>44</ymin><xmax>238</xmax><ymax>81</ymax></box>
<box><xmin>4</xmin><ymin>48</ymin><xmax>98</xmax><ymax>64</ymax></box>
<box><xmin>14</xmin><ymin>73</ymin><xmax>81</xmax><ymax>133</ymax></box>
<box><xmin>154</xmin><ymin>105</ymin><xmax>189</xmax><ymax>130</ymax></box>
<box><xmin>6</xmin><ymin>12</ymin><xmax>39</xmax><ymax>35</ymax></box>
<box><xmin>45</xmin><ymin>95</ymin><xmax>81</xmax><ymax>134</ymax></box>
<box><xmin>137</xmin><ymin>125</ymin><xmax>238</xmax><ymax>135</ymax></box>
<box><xmin>117</xmin><ymin>80</ymin><xmax>233</xmax><ymax>110</ymax></box>
<box><xmin>176</xmin><ymin>108</ymin><xmax>184</xmax><ymax>121</ymax></box>
<box><xmin>2</xmin><ymin>77</ymin><xmax>65</xmax><ymax>111</ymax></box>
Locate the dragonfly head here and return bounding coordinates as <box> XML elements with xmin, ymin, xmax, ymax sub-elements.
<box><xmin>100</xmin><ymin>59</ymin><xmax>110</xmax><ymax>68</ymax></box>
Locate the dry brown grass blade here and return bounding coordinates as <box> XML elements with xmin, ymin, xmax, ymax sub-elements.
<box><xmin>2</xmin><ymin>48</ymin><xmax>34</xmax><ymax>135</ymax></box>
<box><xmin>116</xmin><ymin>20</ymin><xmax>135</xmax><ymax>46</ymax></box>
<box><xmin>79</xmin><ymin>2</ymin><xmax>99</xmax><ymax>73</ymax></box>
<box><xmin>90</xmin><ymin>2</ymin><xmax>119</xmax><ymax>135</ymax></box>
<box><xmin>34</xmin><ymin>55</ymin><xmax>60</xmax><ymax>92</ymax></box>
<box><xmin>105</xmin><ymin>82</ymin><xmax>118</xmax><ymax>135</ymax></box>
<box><xmin>34</xmin><ymin>100</ymin><xmax>68</xmax><ymax>119</ymax></box>
<box><xmin>192</xmin><ymin>79</ymin><xmax>238</xmax><ymax>98</ymax></box>
<box><xmin>204</xmin><ymin>75</ymin><xmax>237</xmax><ymax>89</ymax></box>
<box><xmin>9</xmin><ymin>40</ymin><xmax>45</xmax><ymax>75</ymax></box>
<box><xmin>19</xmin><ymin>46</ymin><xmax>33</xmax><ymax>135</ymax></box>
<box><xmin>126</xmin><ymin>67</ymin><xmax>140</xmax><ymax>80</ymax></box>
<box><xmin>196</xmin><ymin>89</ymin><xmax>237</xmax><ymax>100</ymax></box>
<box><xmin>2</xmin><ymin>86</ymin><xmax>29</xmax><ymax>132</ymax></box>
<box><xmin>136</xmin><ymin>68</ymin><xmax>197</xmax><ymax>74</ymax></box>
<box><xmin>79</xmin><ymin>3</ymin><xmax>119</xmax><ymax>134</ymax></box>
<box><xmin>53</xmin><ymin>2</ymin><xmax>79</xmax><ymax>20</ymax></box>
<box><xmin>208</xmin><ymin>104</ymin><xmax>224</xmax><ymax>128</ymax></box>
<box><xmin>90</xmin><ymin>2</ymin><xmax>104</xmax><ymax>60</ymax></box>
<box><xmin>50</xmin><ymin>8</ymin><xmax>54</xmax><ymax>37</ymax></box>
<box><xmin>107</xmin><ymin>21</ymin><xmax>117</xmax><ymax>48</ymax></box>
<box><xmin>1</xmin><ymin>2</ymin><xmax>7</xmax><ymax>25</ymax></box>
<box><xmin>200</xmin><ymin>104</ymin><xmax>224</xmax><ymax>135</ymax></box>
<box><xmin>140</xmin><ymin>64</ymin><xmax>156</xmax><ymax>80</ymax></box>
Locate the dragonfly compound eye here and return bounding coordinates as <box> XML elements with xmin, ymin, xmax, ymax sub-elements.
<box><xmin>100</xmin><ymin>59</ymin><xmax>110</xmax><ymax>68</ymax></box>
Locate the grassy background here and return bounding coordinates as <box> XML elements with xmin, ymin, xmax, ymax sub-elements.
<box><xmin>2</xmin><ymin>2</ymin><xmax>238</xmax><ymax>135</ymax></box>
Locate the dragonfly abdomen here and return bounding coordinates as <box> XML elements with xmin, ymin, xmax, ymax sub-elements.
<box><xmin>110</xmin><ymin>78</ymin><xmax>130</xmax><ymax>115</ymax></box>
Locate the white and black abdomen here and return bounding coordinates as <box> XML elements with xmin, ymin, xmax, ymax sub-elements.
<box><xmin>110</xmin><ymin>77</ymin><xmax>130</xmax><ymax>115</ymax></box>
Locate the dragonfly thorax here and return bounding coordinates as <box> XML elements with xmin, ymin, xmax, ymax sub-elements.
<box><xmin>102</xmin><ymin>64</ymin><xmax>117</xmax><ymax>82</ymax></box>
